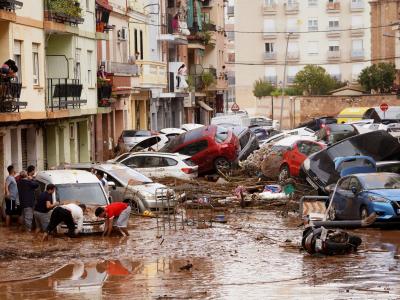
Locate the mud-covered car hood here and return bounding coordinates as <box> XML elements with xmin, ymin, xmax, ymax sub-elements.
<box><xmin>304</xmin><ymin>130</ymin><xmax>400</xmax><ymax>189</ymax></box>
<box><xmin>126</xmin><ymin>182</ymin><xmax>169</xmax><ymax>195</ymax></box>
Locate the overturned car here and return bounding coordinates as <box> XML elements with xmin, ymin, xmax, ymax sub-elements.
<box><xmin>302</xmin><ymin>130</ymin><xmax>400</xmax><ymax>193</ymax></box>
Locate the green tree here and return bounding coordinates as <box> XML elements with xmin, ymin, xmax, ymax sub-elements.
<box><xmin>358</xmin><ymin>62</ymin><xmax>396</xmax><ymax>93</ymax></box>
<box><xmin>252</xmin><ymin>79</ymin><xmax>275</xmax><ymax>99</ymax></box>
<box><xmin>293</xmin><ymin>65</ymin><xmax>339</xmax><ymax>95</ymax></box>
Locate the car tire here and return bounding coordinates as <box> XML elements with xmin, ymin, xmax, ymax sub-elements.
<box><xmin>279</xmin><ymin>165</ymin><xmax>290</xmax><ymax>182</ymax></box>
<box><xmin>360</xmin><ymin>206</ymin><xmax>368</xmax><ymax>220</ymax></box>
<box><xmin>214</xmin><ymin>157</ymin><xmax>231</xmax><ymax>173</ymax></box>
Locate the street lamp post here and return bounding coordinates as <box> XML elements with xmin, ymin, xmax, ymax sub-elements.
<box><xmin>279</xmin><ymin>32</ymin><xmax>292</xmax><ymax>130</ymax></box>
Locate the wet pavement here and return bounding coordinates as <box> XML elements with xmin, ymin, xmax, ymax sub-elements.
<box><xmin>0</xmin><ymin>210</ymin><xmax>400</xmax><ymax>299</ymax></box>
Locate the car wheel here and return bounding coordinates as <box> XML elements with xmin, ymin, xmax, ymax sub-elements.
<box><xmin>214</xmin><ymin>157</ymin><xmax>231</xmax><ymax>173</ymax></box>
<box><xmin>360</xmin><ymin>206</ymin><xmax>368</xmax><ymax>220</ymax></box>
<box><xmin>279</xmin><ymin>165</ymin><xmax>290</xmax><ymax>182</ymax></box>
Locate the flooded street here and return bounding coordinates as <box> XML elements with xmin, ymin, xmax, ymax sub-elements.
<box><xmin>1</xmin><ymin>210</ymin><xmax>400</xmax><ymax>299</ymax></box>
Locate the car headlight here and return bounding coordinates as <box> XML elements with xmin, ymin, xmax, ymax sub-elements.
<box><xmin>303</xmin><ymin>158</ymin><xmax>310</xmax><ymax>170</ymax></box>
<box><xmin>368</xmin><ymin>195</ymin><xmax>389</xmax><ymax>203</ymax></box>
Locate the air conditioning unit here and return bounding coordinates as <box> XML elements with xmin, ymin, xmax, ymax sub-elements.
<box><xmin>118</xmin><ymin>28</ymin><xmax>127</xmax><ymax>41</ymax></box>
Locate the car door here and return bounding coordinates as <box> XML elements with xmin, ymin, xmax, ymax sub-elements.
<box><xmin>332</xmin><ymin>177</ymin><xmax>352</xmax><ymax>219</ymax></box>
<box><xmin>142</xmin><ymin>156</ymin><xmax>166</xmax><ymax>177</ymax></box>
<box><xmin>162</xmin><ymin>157</ymin><xmax>179</xmax><ymax>177</ymax></box>
<box><xmin>346</xmin><ymin>177</ymin><xmax>362</xmax><ymax>219</ymax></box>
<box><xmin>102</xmin><ymin>173</ymin><xmax>125</xmax><ymax>203</ymax></box>
<box><xmin>290</xmin><ymin>141</ymin><xmax>310</xmax><ymax>176</ymax></box>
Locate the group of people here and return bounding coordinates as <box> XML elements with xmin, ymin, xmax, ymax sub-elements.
<box><xmin>3</xmin><ymin>165</ymin><xmax>131</xmax><ymax>240</ymax></box>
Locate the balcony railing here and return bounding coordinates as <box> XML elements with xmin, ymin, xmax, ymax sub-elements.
<box><xmin>326</xmin><ymin>1</ymin><xmax>341</xmax><ymax>12</ymax></box>
<box><xmin>351</xmin><ymin>49</ymin><xmax>364</xmax><ymax>59</ymax></box>
<box><xmin>97</xmin><ymin>81</ymin><xmax>112</xmax><ymax>107</ymax></box>
<box><xmin>46</xmin><ymin>78</ymin><xmax>85</xmax><ymax>111</ymax></box>
<box><xmin>327</xmin><ymin>50</ymin><xmax>341</xmax><ymax>59</ymax></box>
<box><xmin>0</xmin><ymin>81</ymin><xmax>25</xmax><ymax>112</ymax></box>
<box><xmin>0</xmin><ymin>0</ymin><xmax>23</xmax><ymax>11</ymax></box>
<box><xmin>227</xmin><ymin>6</ymin><xmax>234</xmax><ymax>17</ymax></box>
<box><xmin>350</xmin><ymin>0</ymin><xmax>364</xmax><ymax>11</ymax></box>
<box><xmin>44</xmin><ymin>0</ymin><xmax>84</xmax><ymax>26</ymax></box>
<box><xmin>263</xmin><ymin>1</ymin><xmax>277</xmax><ymax>14</ymax></box>
<box><xmin>284</xmin><ymin>2</ymin><xmax>299</xmax><ymax>13</ymax></box>
<box><xmin>95</xmin><ymin>0</ymin><xmax>112</xmax><ymax>33</ymax></box>
<box><xmin>264</xmin><ymin>52</ymin><xmax>277</xmax><ymax>60</ymax></box>
<box><xmin>264</xmin><ymin>76</ymin><xmax>277</xmax><ymax>85</ymax></box>
<box><xmin>139</xmin><ymin>61</ymin><xmax>167</xmax><ymax>87</ymax></box>
<box><xmin>106</xmin><ymin>61</ymin><xmax>139</xmax><ymax>76</ymax></box>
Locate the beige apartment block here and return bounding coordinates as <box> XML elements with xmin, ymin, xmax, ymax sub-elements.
<box><xmin>235</xmin><ymin>0</ymin><xmax>371</xmax><ymax>115</ymax></box>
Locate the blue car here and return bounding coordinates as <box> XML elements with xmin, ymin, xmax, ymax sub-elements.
<box><xmin>329</xmin><ymin>172</ymin><xmax>400</xmax><ymax>222</ymax></box>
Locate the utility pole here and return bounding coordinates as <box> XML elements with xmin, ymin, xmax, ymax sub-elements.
<box><xmin>279</xmin><ymin>32</ymin><xmax>292</xmax><ymax>130</ymax></box>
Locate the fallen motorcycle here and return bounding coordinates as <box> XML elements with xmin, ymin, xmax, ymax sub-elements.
<box><xmin>302</xmin><ymin>226</ymin><xmax>362</xmax><ymax>255</ymax></box>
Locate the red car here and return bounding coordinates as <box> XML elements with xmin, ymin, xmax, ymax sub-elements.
<box><xmin>161</xmin><ymin>125</ymin><xmax>239</xmax><ymax>174</ymax></box>
<box><xmin>278</xmin><ymin>137</ymin><xmax>325</xmax><ymax>181</ymax></box>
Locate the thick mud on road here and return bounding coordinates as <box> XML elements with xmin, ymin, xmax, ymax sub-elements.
<box><xmin>0</xmin><ymin>210</ymin><xmax>400</xmax><ymax>299</ymax></box>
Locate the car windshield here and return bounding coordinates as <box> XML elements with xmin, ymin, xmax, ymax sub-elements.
<box><xmin>361</xmin><ymin>174</ymin><xmax>400</xmax><ymax>190</ymax></box>
<box><xmin>215</xmin><ymin>126</ymin><xmax>229</xmax><ymax>144</ymax></box>
<box><xmin>107</xmin><ymin>168</ymin><xmax>153</xmax><ymax>186</ymax></box>
<box><xmin>115</xmin><ymin>153</ymin><xmax>130</xmax><ymax>162</ymax></box>
<box><xmin>56</xmin><ymin>183</ymin><xmax>108</xmax><ymax>205</ymax></box>
<box><xmin>250</xmin><ymin>118</ymin><xmax>273</xmax><ymax>127</ymax></box>
<box><xmin>123</xmin><ymin>130</ymin><xmax>151</xmax><ymax>137</ymax></box>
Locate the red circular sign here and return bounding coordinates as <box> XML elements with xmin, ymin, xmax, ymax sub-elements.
<box><xmin>380</xmin><ymin>103</ymin><xmax>389</xmax><ymax>112</ymax></box>
<box><xmin>231</xmin><ymin>103</ymin><xmax>240</xmax><ymax>112</ymax></box>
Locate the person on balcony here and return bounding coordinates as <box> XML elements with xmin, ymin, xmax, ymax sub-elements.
<box><xmin>172</xmin><ymin>14</ymin><xmax>179</xmax><ymax>33</ymax></box>
<box><xmin>0</xmin><ymin>59</ymin><xmax>18</xmax><ymax>82</ymax></box>
<box><xmin>97</xmin><ymin>63</ymin><xmax>109</xmax><ymax>81</ymax></box>
<box><xmin>176</xmin><ymin>64</ymin><xmax>188</xmax><ymax>90</ymax></box>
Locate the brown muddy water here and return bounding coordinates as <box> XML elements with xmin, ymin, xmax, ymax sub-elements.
<box><xmin>0</xmin><ymin>210</ymin><xmax>400</xmax><ymax>299</ymax></box>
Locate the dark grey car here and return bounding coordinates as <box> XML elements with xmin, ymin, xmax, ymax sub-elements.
<box><xmin>231</xmin><ymin>126</ymin><xmax>259</xmax><ymax>161</ymax></box>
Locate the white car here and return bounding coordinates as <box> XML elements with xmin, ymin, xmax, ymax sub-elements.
<box><xmin>159</xmin><ymin>128</ymin><xmax>186</xmax><ymax>141</ymax></box>
<box><xmin>260</xmin><ymin>127</ymin><xmax>315</xmax><ymax>147</ymax></box>
<box><xmin>129</xmin><ymin>134</ymin><xmax>169</xmax><ymax>152</ymax></box>
<box><xmin>181</xmin><ymin>123</ymin><xmax>204</xmax><ymax>131</ymax></box>
<box><xmin>363</xmin><ymin>122</ymin><xmax>400</xmax><ymax>138</ymax></box>
<box><xmin>69</xmin><ymin>163</ymin><xmax>176</xmax><ymax>212</ymax></box>
<box><xmin>118</xmin><ymin>130</ymin><xmax>157</xmax><ymax>150</ymax></box>
<box><xmin>111</xmin><ymin>152</ymin><xmax>198</xmax><ymax>180</ymax></box>
<box><xmin>35</xmin><ymin>170</ymin><xmax>109</xmax><ymax>234</ymax></box>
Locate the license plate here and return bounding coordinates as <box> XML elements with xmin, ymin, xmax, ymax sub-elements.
<box><xmin>306</xmin><ymin>177</ymin><xmax>319</xmax><ymax>190</ymax></box>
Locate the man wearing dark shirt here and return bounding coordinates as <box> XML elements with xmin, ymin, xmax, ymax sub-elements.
<box><xmin>34</xmin><ymin>184</ymin><xmax>58</xmax><ymax>233</ymax></box>
<box><xmin>18</xmin><ymin>170</ymin><xmax>39</xmax><ymax>231</ymax></box>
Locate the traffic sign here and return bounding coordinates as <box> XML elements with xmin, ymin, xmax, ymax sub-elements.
<box><xmin>380</xmin><ymin>103</ymin><xmax>389</xmax><ymax>112</ymax></box>
<box><xmin>231</xmin><ymin>103</ymin><xmax>240</xmax><ymax>112</ymax></box>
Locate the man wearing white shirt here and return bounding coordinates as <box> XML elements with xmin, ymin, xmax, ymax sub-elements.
<box><xmin>42</xmin><ymin>203</ymin><xmax>86</xmax><ymax>241</ymax></box>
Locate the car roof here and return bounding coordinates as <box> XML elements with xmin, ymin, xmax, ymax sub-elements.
<box><xmin>36</xmin><ymin>170</ymin><xmax>99</xmax><ymax>185</ymax></box>
<box><xmin>274</xmin><ymin>135</ymin><xmax>316</xmax><ymax>146</ymax></box>
<box><xmin>124</xmin><ymin>152</ymin><xmax>191</xmax><ymax>160</ymax></box>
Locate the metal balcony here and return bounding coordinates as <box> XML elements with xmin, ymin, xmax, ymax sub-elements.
<box><xmin>46</xmin><ymin>78</ymin><xmax>85</xmax><ymax>111</ymax></box>
<box><xmin>97</xmin><ymin>82</ymin><xmax>112</xmax><ymax>107</ymax></box>
<box><xmin>350</xmin><ymin>0</ymin><xmax>364</xmax><ymax>11</ymax></box>
<box><xmin>0</xmin><ymin>81</ymin><xmax>26</xmax><ymax>112</ymax></box>
<box><xmin>326</xmin><ymin>1</ymin><xmax>341</xmax><ymax>12</ymax></box>
<box><xmin>284</xmin><ymin>2</ymin><xmax>299</xmax><ymax>14</ymax></box>
<box><xmin>264</xmin><ymin>52</ymin><xmax>277</xmax><ymax>61</ymax></box>
<box><xmin>263</xmin><ymin>1</ymin><xmax>277</xmax><ymax>15</ymax></box>
<box><xmin>0</xmin><ymin>0</ymin><xmax>22</xmax><ymax>11</ymax></box>
<box><xmin>44</xmin><ymin>0</ymin><xmax>84</xmax><ymax>26</ymax></box>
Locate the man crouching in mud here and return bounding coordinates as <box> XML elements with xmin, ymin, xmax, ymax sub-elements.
<box><xmin>42</xmin><ymin>203</ymin><xmax>86</xmax><ymax>241</ymax></box>
<box><xmin>95</xmin><ymin>202</ymin><xmax>131</xmax><ymax>237</ymax></box>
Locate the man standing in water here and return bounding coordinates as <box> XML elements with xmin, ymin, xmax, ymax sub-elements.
<box><xmin>17</xmin><ymin>170</ymin><xmax>39</xmax><ymax>231</ymax></box>
<box><xmin>95</xmin><ymin>202</ymin><xmax>131</xmax><ymax>237</ymax></box>
<box><xmin>4</xmin><ymin>165</ymin><xmax>20</xmax><ymax>226</ymax></box>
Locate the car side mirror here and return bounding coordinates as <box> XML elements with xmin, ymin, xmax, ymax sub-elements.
<box><xmin>351</xmin><ymin>186</ymin><xmax>358</xmax><ymax>194</ymax></box>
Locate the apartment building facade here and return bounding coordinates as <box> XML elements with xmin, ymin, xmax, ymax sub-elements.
<box><xmin>235</xmin><ymin>0</ymin><xmax>371</xmax><ymax>114</ymax></box>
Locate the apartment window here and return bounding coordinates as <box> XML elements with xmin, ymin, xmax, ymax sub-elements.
<box><xmin>32</xmin><ymin>43</ymin><xmax>39</xmax><ymax>86</ymax></box>
<box><xmin>265</xmin><ymin>0</ymin><xmax>275</xmax><ymax>5</ymax></box>
<box><xmin>308</xmin><ymin>0</ymin><xmax>318</xmax><ymax>6</ymax></box>
<box><xmin>308</xmin><ymin>18</ymin><xmax>318</xmax><ymax>31</ymax></box>
<box><xmin>87</xmin><ymin>50</ymin><xmax>93</xmax><ymax>87</ymax></box>
<box><xmin>264</xmin><ymin>19</ymin><xmax>276</xmax><ymax>32</ymax></box>
<box><xmin>328</xmin><ymin>41</ymin><xmax>339</xmax><ymax>52</ymax></box>
<box><xmin>325</xmin><ymin>64</ymin><xmax>341</xmax><ymax>80</ymax></box>
<box><xmin>328</xmin><ymin>17</ymin><xmax>339</xmax><ymax>29</ymax></box>
<box><xmin>139</xmin><ymin>30</ymin><xmax>144</xmax><ymax>60</ymax></box>
<box><xmin>13</xmin><ymin>40</ymin><xmax>22</xmax><ymax>82</ymax></box>
<box><xmin>352</xmin><ymin>39</ymin><xmax>363</xmax><ymax>50</ymax></box>
<box><xmin>265</xmin><ymin>42</ymin><xmax>274</xmax><ymax>53</ymax></box>
<box><xmin>75</xmin><ymin>48</ymin><xmax>81</xmax><ymax>80</ymax></box>
<box><xmin>134</xmin><ymin>29</ymin><xmax>138</xmax><ymax>55</ymax></box>
<box><xmin>307</xmin><ymin>41</ymin><xmax>319</xmax><ymax>54</ymax></box>
<box><xmin>351</xmin><ymin>15</ymin><xmax>363</xmax><ymax>28</ymax></box>
<box><xmin>287</xmin><ymin>18</ymin><xmax>298</xmax><ymax>32</ymax></box>
<box><xmin>287</xmin><ymin>66</ymin><xmax>301</xmax><ymax>83</ymax></box>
